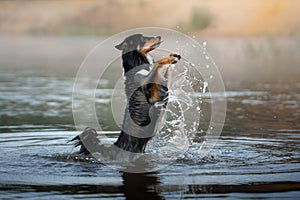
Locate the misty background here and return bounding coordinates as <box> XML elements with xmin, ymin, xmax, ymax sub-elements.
<box><xmin>0</xmin><ymin>0</ymin><xmax>299</xmax><ymax>85</ymax></box>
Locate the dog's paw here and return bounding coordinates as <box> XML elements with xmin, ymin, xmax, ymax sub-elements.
<box><xmin>152</xmin><ymin>84</ymin><xmax>169</xmax><ymax>107</ymax></box>
<box><xmin>69</xmin><ymin>127</ymin><xmax>100</xmax><ymax>155</ymax></box>
<box><xmin>169</xmin><ymin>53</ymin><xmax>181</xmax><ymax>64</ymax></box>
<box><xmin>158</xmin><ymin>84</ymin><xmax>169</xmax><ymax>101</ymax></box>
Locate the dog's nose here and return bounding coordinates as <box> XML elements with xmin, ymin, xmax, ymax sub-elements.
<box><xmin>156</xmin><ymin>36</ymin><xmax>161</xmax><ymax>40</ymax></box>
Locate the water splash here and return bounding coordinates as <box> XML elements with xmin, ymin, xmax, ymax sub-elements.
<box><xmin>202</xmin><ymin>81</ymin><xmax>208</xmax><ymax>93</ymax></box>
<box><xmin>146</xmin><ymin>61</ymin><xmax>206</xmax><ymax>162</ymax></box>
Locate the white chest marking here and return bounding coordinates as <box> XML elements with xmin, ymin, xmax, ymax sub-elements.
<box><xmin>146</xmin><ymin>54</ymin><xmax>154</xmax><ymax>65</ymax></box>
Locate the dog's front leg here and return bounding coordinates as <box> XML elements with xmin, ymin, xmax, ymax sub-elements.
<box><xmin>146</xmin><ymin>53</ymin><xmax>181</xmax><ymax>104</ymax></box>
<box><xmin>155</xmin><ymin>53</ymin><xmax>181</xmax><ymax>68</ymax></box>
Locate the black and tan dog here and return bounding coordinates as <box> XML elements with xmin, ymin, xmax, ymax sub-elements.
<box><xmin>70</xmin><ymin>34</ymin><xmax>181</xmax><ymax>157</ymax></box>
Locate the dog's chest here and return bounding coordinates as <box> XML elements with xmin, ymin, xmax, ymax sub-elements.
<box><xmin>146</xmin><ymin>54</ymin><xmax>154</xmax><ymax>65</ymax></box>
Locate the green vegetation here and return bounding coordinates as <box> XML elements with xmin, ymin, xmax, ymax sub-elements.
<box><xmin>190</xmin><ymin>7</ymin><xmax>212</xmax><ymax>31</ymax></box>
<box><xmin>60</xmin><ymin>25</ymin><xmax>114</xmax><ymax>36</ymax></box>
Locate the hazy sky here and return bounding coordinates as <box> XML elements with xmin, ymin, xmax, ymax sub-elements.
<box><xmin>0</xmin><ymin>0</ymin><xmax>299</xmax><ymax>36</ymax></box>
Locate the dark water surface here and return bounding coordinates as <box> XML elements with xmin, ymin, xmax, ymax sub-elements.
<box><xmin>1</xmin><ymin>40</ymin><xmax>300</xmax><ymax>199</ymax></box>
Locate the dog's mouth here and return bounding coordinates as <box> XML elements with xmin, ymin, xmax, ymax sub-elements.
<box><xmin>141</xmin><ymin>36</ymin><xmax>162</xmax><ymax>54</ymax></box>
<box><xmin>151</xmin><ymin>37</ymin><xmax>163</xmax><ymax>49</ymax></box>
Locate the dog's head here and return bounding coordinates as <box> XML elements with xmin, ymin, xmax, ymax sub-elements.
<box><xmin>115</xmin><ymin>34</ymin><xmax>162</xmax><ymax>54</ymax></box>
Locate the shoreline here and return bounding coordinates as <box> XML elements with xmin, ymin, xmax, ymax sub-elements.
<box><xmin>0</xmin><ymin>35</ymin><xmax>299</xmax><ymax>83</ymax></box>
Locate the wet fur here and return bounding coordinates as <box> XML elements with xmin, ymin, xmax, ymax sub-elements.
<box><xmin>70</xmin><ymin>34</ymin><xmax>180</xmax><ymax>156</ymax></box>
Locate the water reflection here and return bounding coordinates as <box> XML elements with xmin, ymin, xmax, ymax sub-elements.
<box><xmin>0</xmin><ymin>65</ymin><xmax>300</xmax><ymax>199</ymax></box>
<box><xmin>121</xmin><ymin>172</ymin><xmax>163</xmax><ymax>200</ymax></box>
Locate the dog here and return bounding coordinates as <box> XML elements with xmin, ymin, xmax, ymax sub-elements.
<box><xmin>70</xmin><ymin>34</ymin><xmax>181</xmax><ymax>158</ymax></box>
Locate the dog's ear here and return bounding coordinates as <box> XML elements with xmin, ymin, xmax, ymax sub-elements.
<box><xmin>115</xmin><ymin>41</ymin><xmax>127</xmax><ymax>50</ymax></box>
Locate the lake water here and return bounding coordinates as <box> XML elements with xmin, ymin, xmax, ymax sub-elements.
<box><xmin>0</xmin><ymin>37</ymin><xmax>300</xmax><ymax>199</ymax></box>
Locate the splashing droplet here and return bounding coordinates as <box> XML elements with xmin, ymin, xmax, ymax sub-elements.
<box><xmin>202</xmin><ymin>82</ymin><xmax>208</xmax><ymax>93</ymax></box>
